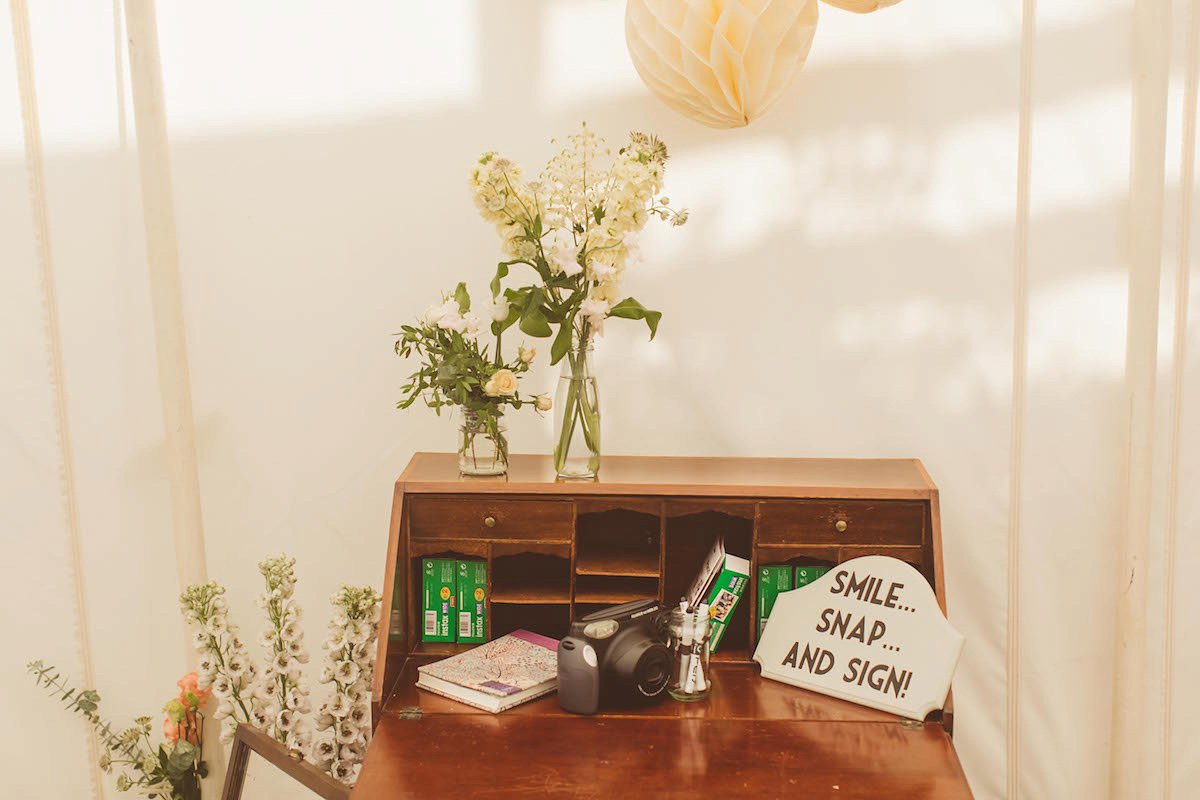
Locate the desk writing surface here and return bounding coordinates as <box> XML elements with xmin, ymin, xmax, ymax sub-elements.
<box><xmin>355</xmin><ymin>664</ymin><xmax>972</xmax><ymax>799</ymax></box>
<box><xmin>354</xmin><ymin>716</ymin><xmax>971</xmax><ymax>799</ymax></box>
<box><xmin>384</xmin><ymin>660</ymin><xmax>899</xmax><ymax>724</ymax></box>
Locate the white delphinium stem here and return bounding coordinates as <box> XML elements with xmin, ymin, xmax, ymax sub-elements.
<box><xmin>180</xmin><ymin>581</ymin><xmax>261</xmax><ymax>743</ymax></box>
<box><xmin>256</xmin><ymin>555</ymin><xmax>313</xmax><ymax>755</ymax></box>
<box><xmin>313</xmin><ymin>585</ymin><xmax>381</xmax><ymax>786</ymax></box>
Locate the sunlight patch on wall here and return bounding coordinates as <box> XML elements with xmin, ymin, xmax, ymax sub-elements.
<box><xmin>827</xmin><ymin>272</ymin><xmax>1129</xmax><ymax>412</ymax></box>
<box><xmin>638</xmin><ymin>110</ymin><xmax>1021</xmax><ymax>258</ymax></box>
<box><xmin>1030</xmin><ymin>87</ymin><xmax>1131</xmax><ymax>217</ymax></box>
<box><xmin>921</xmin><ymin>113</ymin><xmax>1020</xmax><ymax>236</ymax></box>
<box><xmin>815</xmin><ymin>0</ymin><xmax>1017</xmax><ymax>63</ymax></box>
<box><xmin>1028</xmin><ymin>271</ymin><xmax>1128</xmax><ymax>379</ymax></box>
<box><xmin>157</xmin><ymin>0</ymin><xmax>480</xmax><ymax>136</ymax></box>
<box><xmin>0</xmin><ymin>7</ymin><xmax>23</xmax><ymax>157</ymax></box>
<box><xmin>833</xmin><ymin>299</ymin><xmax>1012</xmax><ymax>412</ymax></box>
<box><xmin>541</xmin><ymin>0</ymin><xmax>641</xmax><ymax>107</ymax></box>
<box><xmin>4</xmin><ymin>0</ymin><xmax>124</xmax><ymax>155</ymax></box>
<box><xmin>792</xmin><ymin>112</ymin><xmax>1021</xmax><ymax>241</ymax></box>
<box><xmin>637</xmin><ymin>137</ymin><xmax>800</xmax><ymax>268</ymax></box>
<box><xmin>817</xmin><ymin>0</ymin><xmax>1125</xmax><ymax>66</ymax></box>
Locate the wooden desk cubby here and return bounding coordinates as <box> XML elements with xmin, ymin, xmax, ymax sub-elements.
<box><xmin>374</xmin><ymin>454</ymin><xmax>947</xmax><ymax>721</ymax></box>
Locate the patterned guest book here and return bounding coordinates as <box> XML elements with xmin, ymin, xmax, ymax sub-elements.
<box><xmin>415</xmin><ymin>630</ymin><xmax>559</xmax><ymax>713</ymax></box>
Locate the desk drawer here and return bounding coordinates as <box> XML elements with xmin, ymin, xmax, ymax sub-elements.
<box><xmin>408</xmin><ymin>497</ymin><xmax>573</xmax><ymax>541</ymax></box>
<box><xmin>757</xmin><ymin>500</ymin><xmax>924</xmax><ymax>545</ymax></box>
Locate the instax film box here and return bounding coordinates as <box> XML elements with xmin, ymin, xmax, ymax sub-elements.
<box><xmin>757</xmin><ymin>565</ymin><xmax>792</xmax><ymax>636</ymax></box>
<box><xmin>422</xmin><ymin>558</ymin><xmax>456</xmax><ymax>642</ymax></box>
<box><xmin>794</xmin><ymin>565</ymin><xmax>830</xmax><ymax>588</ymax></box>
<box><xmin>705</xmin><ymin>556</ymin><xmax>750</xmax><ymax>651</ymax></box>
<box><xmin>683</xmin><ymin>536</ymin><xmax>750</xmax><ymax>651</ymax></box>
<box><xmin>456</xmin><ymin>560</ymin><xmax>487</xmax><ymax>643</ymax></box>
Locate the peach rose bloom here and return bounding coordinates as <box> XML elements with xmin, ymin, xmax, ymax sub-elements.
<box><xmin>177</xmin><ymin>672</ymin><xmax>212</xmax><ymax>709</ymax></box>
<box><xmin>484</xmin><ymin>368</ymin><xmax>519</xmax><ymax>397</ymax></box>
<box><xmin>163</xmin><ymin>717</ymin><xmax>180</xmax><ymax>744</ymax></box>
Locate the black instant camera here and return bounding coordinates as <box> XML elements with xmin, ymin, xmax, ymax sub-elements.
<box><xmin>557</xmin><ymin>599</ymin><xmax>672</xmax><ymax>715</ymax></box>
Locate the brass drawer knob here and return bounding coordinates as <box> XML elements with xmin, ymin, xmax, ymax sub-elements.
<box><xmin>483</xmin><ymin>515</ymin><xmax>497</xmax><ymax>528</ymax></box>
<box><xmin>834</xmin><ymin>519</ymin><xmax>848</xmax><ymax>533</ymax></box>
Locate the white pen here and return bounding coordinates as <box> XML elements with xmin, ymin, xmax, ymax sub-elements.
<box><xmin>684</xmin><ymin>608</ymin><xmax>703</xmax><ymax>694</ymax></box>
<box><xmin>693</xmin><ymin>604</ymin><xmax>709</xmax><ymax>692</ymax></box>
<box><xmin>678</xmin><ymin>600</ymin><xmax>694</xmax><ymax>690</ymax></box>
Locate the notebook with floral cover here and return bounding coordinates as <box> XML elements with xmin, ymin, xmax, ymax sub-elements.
<box><xmin>415</xmin><ymin>630</ymin><xmax>559</xmax><ymax>713</ymax></box>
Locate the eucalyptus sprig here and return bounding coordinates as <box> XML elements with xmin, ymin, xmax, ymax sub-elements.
<box><xmin>27</xmin><ymin>661</ymin><xmax>206</xmax><ymax>799</ymax></box>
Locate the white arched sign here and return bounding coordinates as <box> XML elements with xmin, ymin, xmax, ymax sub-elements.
<box><xmin>753</xmin><ymin>556</ymin><xmax>963</xmax><ymax>721</ymax></box>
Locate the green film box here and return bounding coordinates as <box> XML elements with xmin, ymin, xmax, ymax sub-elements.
<box><xmin>455</xmin><ymin>560</ymin><xmax>487</xmax><ymax>643</ymax></box>
<box><xmin>704</xmin><ymin>554</ymin><xmax>750</xmax><ymax>652</ymax></box>
<box><xmin>794</xmin><ymin>565</ymin><xmax>830</xmax><ymax>588</ymax></box>
<box><xmin>684</xmin><ymin>536</ymin><xmax>751</xmax><ymax>652</ymax></box>
<box><xmin>757</xmin><ymin>565</ymin><xmax>792</xmax><ymax>636</ymax></box>
<box><xmin>422</xmin><ymin>559</ymin><xmax>456</xmax><ymax>642</ymax></box>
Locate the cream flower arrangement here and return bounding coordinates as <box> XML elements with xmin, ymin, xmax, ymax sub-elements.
<box><xmin>395</xmin><ymin>283</ymin><xmax>550</xmax><ymax>474</ymax></box>
<box><xmin>469</xmin><ymin>124</ymin><xmax>687</xmax><ymax>475</ymax></box>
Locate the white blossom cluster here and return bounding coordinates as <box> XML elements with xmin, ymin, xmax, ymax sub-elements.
<box><xmin>469</xmin><ymin>152</ymin><xmax>539</xmax><ymax>261</ymax></box>
<box><xmin>422</xmin><ymin>295</ymin><xmax>489</xmax><ymax>342</ymax></box>
<box><xmin>469</xmin><ymin>124</ymin><xmax>686</xmax><ymax>340</ymax></box>
<box><xmin>253</xmin><ymin>555</ymin><xmax>313</xmax><ymax>755</ymax></box>
<box><xmin>179</xmin><ymin>581</ymin><xmax>261</xmax><ymax>743</ymax></box>
<box><xmin>312</xmin><ymin>585</ymin><xmax>382</xmax><ymax>786</ymax></box>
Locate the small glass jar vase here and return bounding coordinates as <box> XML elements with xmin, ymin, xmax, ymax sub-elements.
<box><xmin>457</xmin><ymin>408</ymin><xmax>508</xmax><ymax>476</ymax></box>
<box><xmin>666</xmin><ymin>607</ymin><xmax>712</xmax><ymax>702</ymax></box>
<box><xmin>552</xmin><ymin>343</ymin><xmax>601</xmax><ymax>479</ymax></box>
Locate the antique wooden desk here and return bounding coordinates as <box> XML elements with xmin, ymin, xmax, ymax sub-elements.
<box><xmin>358</xmin><ymin>454</ymin><xmax>973</xmax><ymax>798</ymax></box>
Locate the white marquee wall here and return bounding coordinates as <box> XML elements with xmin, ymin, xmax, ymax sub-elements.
<box><xmin>1</xmin><ymin>1</ymin><xmax>1196</xmax><ymax>798</ymax></box>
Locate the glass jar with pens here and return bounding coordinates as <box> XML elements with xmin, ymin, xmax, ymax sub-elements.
<box><xmin>665</xmin><ymin>601</ymin><xmax>712</xmax><ymax>702</ymax></box>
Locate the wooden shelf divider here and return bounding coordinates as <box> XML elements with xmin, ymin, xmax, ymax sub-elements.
<box><xmin>573</xmin><ymin>588</ymin><xmax>658</xmax><ymax>604</ymax></box>
<box><xmin>490</xmin><ymin>588</ymin><xmax>572</xmax><ymax>604</ymax></box>
<box><xmin>574</xmin><ymin>550</ymin><xmax>660</xmax><ymax>577</ymax></box>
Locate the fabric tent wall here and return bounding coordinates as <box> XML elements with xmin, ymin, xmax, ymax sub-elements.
<box><xmin>1</xmin><ymin>1</ymin><xmax>1195</xmax><ymax>798</ymax></box>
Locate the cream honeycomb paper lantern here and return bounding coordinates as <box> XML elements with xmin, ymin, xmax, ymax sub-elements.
<box><xmin>820</xmin><ymin>0</ymin><xmax>901</xmax><ymax>12</ymax></box>
<box><xmin>625</xmin><ymin>0</ymin><xmax>820</xmax><ymax>128</ymax></box>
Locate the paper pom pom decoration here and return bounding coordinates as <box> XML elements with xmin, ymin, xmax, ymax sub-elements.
<box><xmin>820</xmin><ymin>0</ymin><xmax>901</xmax><ymax>12</ymax></box>
<box><xmin>624</xmin><ymin>0</ymin><xmax>820</xmax><ymax>128</ymax></box>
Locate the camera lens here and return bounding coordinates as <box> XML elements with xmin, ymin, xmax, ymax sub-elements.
<box><xmin>634</xmin><ymin>642</ymin><xmax>671</xmax><ymax>697</ymax></box>
<box><xmin>609</xmin><ymin>634</ymin><xmax>672</xmax><ymax>701</ymax></box>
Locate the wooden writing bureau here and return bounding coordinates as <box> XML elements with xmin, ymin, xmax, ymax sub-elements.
<box><xmin>359</xmin><ymin>454</ymin><xmax>973</xmax><ymax>798</ymax></box>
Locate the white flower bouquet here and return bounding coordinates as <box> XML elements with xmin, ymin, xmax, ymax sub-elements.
<box><xmin>469</xmin><ymin>124</ymin><xmax>687</xmax><ymax>476</ymax></box>
<box><xmin>395</xmin><ymin>282</ymin><xmax>550</xmax><ymax>475</ymax></box>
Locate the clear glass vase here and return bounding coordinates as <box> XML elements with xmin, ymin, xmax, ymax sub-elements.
<box><xmin>457</xmin><ymin>409</ymin><xmax>508</xmax><ymax>476</ymax></box>
<box><xmin>553</xmin><ymin>344</ymin><xmax>601</xmax><ymax>478</ymax></box>
<box><xmin>666</xmin><ymin>607</ymin><xmax>712</xmax><ymax>702</ymax></box>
